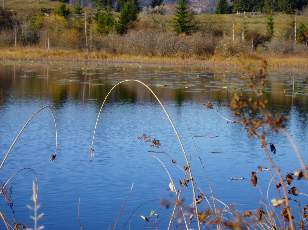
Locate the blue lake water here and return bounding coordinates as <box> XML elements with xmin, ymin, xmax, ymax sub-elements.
<box><xmin>0</xmin><ymin>64</ymin><xmax>307</xmax><ymax>229</ymax></box>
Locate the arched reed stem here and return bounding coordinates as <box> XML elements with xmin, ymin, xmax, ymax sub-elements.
<box><xmin>0</xmin><ymin>168</ymin><xmax>37</xmax><ymax>194</ymax></box>
<box><xmin>0</xmin><ymin>105</ymin><xmax>59</xmax><ymax>170</ymax></box>
<box><xmin>89</xmin><ymin>80</ymin><xmax>201</xmax><ymax>230</ymax></box>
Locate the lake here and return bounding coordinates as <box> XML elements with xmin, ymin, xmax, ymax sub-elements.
<box><xmin>0</xmin><ymin>63</ymin><xmax>307</xmax><ymax>229</ymax></box>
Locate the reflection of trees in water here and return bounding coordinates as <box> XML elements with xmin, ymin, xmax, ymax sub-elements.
<box><xmin>1</xmin><ymin>64</ymin><xmax>308</xmax><ymax>126</ymax></box>
<box><xmin>174</xmin><ymin>88</ymin><xmax>186</xmax><ymax>106</ymax></box>
<box><xmin>50</xmin><ymin>84</ymin><xmax>68</xmax><ymax>108</ymax></box>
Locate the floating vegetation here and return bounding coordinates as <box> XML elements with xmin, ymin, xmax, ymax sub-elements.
<box><xmin>229</xmin><ymin>177</ymin><xmax>245</xmax><ymax>181</ymax></box>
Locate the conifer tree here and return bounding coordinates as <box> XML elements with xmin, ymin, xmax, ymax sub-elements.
<box><xmin>266</xmin><ymin>14</ymin><xmax>274</xmax><ymax>39</ymax></box>
<box><xmin>96</xmin><ymin>7</ymin><xmax>115</xmax><ymax>34</ymax></box>
<box><xmin>151</xmin><ymin>0</ymin><xmax>163</xmax><ymax>8</ymax></box>
<box><xmin>216</xmin><ymin>0</ymin><xmax>230</xmax><ymax>14</ymax></box>
<box><xmin>173</xmin><ymin>0</ymin><xmax>195</xmax><ymax>34</ymax></box>
<box><xmin>298</xmin><ymin>23</ymin><xmax>308</xmax><ymax>44</ymax></box>
<box><xmin>55</xmin><ymin>4</ymin><xmax>71</xmax><ymax>18</ymax></box>
<box><xmin>73</xmin><ymin>1</ymin><xmax>83</xmax><ymax>15</ymax></box>
<box><xmin>116</xmin><ymin>0</ymin><xmax>139</xmax><ymax>34</ymax></box>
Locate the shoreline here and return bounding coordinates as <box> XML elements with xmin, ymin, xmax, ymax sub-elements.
<box><xmin>1</xmin><ymin>48</ymin><xmax>308</xmax><ymax>74</ymax></box>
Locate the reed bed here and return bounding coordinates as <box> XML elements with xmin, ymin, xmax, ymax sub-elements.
<box><xmin>1</xmin><ymin>48</ymin><xmax>308</xmax><ymax>74</ymax></box>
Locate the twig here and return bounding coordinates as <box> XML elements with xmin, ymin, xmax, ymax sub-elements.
<box><xmin>112</xmin><ymin>183</ymin><xmax>134</xmax><ymax>230</ymax></box>
<box><xmin>281</xmin><ymin>128</ymin><xmax>307</xmax><ymax>173</ymax></box>
<box><xmin>77</xmin><ymin>198</ymin><xmax>83</xmax><ymax>230</ymax></box>
<box><xmin>152</xmin><ymin>156</ymin><xmax>188</xmax><ymax>230</ymax></box>
<box><xmin>0</xmin><ymin>211</ymin><xmax>12</xmax><ymax>230</ymax></box>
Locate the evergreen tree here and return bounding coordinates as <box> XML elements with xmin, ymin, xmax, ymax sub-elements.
<box><xmin>263</xmin><ymin>0</ymin><xmax>275</xmax><ymax>13</ymax></box>
<box><xmin>55</xmin><ymin>4</ymin><xmax>71</xmax><ymax>18</ymax></box>
<box><xmin>96</xmin><ymin>8</ymin><xmax>115</xmax><ymax>34</ymax></box>
<box><xmin>231</xmin><ymin>0</ymin><xmax>308</xmax><ymax>13</ymax></box>
<box><xmin>216</xmin><ymin>0</ymin><xmax>230</xmax><ymax>14</ymax></box>
<box><xmin>116</xmin><ymin>0</ymin><xmax>139</xmax><ymax>34</ymax></box>
<box><xmin>92</xmin><ymin>0</ymin><xmax>113</xmax><ymax>9</ymax></box>
<box><xmin>151</xmin><ymin>0</ymin><xmax>163</xmax><ymax>8</ymax></box>
<box><xmin>295</xmin><ymin>0</ymin><xmax>308</xmax><ymax>10</ymax></box>
<box><xmin>277</xmin><ymin>0</ymin><xmax>295</xmax><ymax>13</ymax></box>
<box><xmin>297</xmin><ymin>23</ymin><xmax>308</xmax><ymax>44</ymax></box>
<box><xmin>266</xmin><ymin>14</ymin><xmax>274</xmax><ymax>40</ymax></box>
<box><xmin>173</xmin><ymin>0</ymin><xmax>195</xmax><ymax>34</ymax></box>
<box><xmin>73</xmin><ymin>1</ymin><xmax>83</xmax><ymax>15</ymax></box>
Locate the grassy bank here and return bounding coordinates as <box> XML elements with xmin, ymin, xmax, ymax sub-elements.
<box><xmin>0</xmin><ymin>48</ymin><xmax>308</xmax><ymax>73</ymax></box>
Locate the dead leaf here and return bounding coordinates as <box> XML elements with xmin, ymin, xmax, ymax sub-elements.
<box><xmin>250</xmin><ymin>171</ymin><xmax>257</xmax><ymax>187</ymax></box>
<box><xmin>243</xmin><ymin>211</ymin><xmax>253</xmax><ymax>217</ymax></box>
<box><xmin>288</xmin><ymin>187</ymin><xmax>298</xmax><ymax>196</ymax></box>
<box><xmin>286</xmin><ymin>173</ymin><xmax>294</xmax><ymax>185</ymax></box>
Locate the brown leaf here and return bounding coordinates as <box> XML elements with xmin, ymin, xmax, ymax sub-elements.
<box><xmin>250</xmin><ymin>171</ymin><xmax>257</xmax><ymax>187</ymax></box>
<box><xmin>223</xmin><ymin>220</ymin><xmax>241</xmax><ymax>229</ymax></box>
<box><xmin>243</xmin><ymin>211</ymin><xmax>253</xmax><ymax>217</ymax></box>
<box><xmin>256</xmin><ymin>208</ymin><xmax>265</xmax><ymax>221</ymax></box>
<box><xmin>294</xmin><ymin>170</ymin><xmax>304</xmax><ymax>180</ymax></box>
<box><xmin>286</xmin><ymin>173</ymin><xmax>294</xmax><ymax>185</ymax></box>
<box><xmin>179</xmin><ymin>179</ymin><xmax>189</xmax><ymax>187</ymax></box>
<box><xmin>151</xmin><ymin>139</ymin><xmax>161</xmax><ymax>148</ymax></box>
<box><xmin>197</xmin><ymin>209</ymin><xmax>211</xmax><ymax>223</ymax></box>
<box><xmin>288</xmin><ymin>187</ymin><xmax>299</xmax><ymax>196</ymax></box>
<box><xmin>281</xmin><ymin>207</ymin><xmax>293</xmax><ymax>222</ymax></box>
<box><xmin>300</xmin><ymin>220</ymin><xmax>305</xmax><ymax>230</ymax></box>
<box><xmin>208</xmin><ymin>217</ymin><xmax>222</xmax><ymax>225</ymax></box>
<box><xmin>175</xmin><ymin>199</ymin><xmax>183</xmax><ymax>206</ymax></box>
<box><xmin>50</xmin><ymin>154</ymin><xmax>57</xmax><ymax>161</ymax></box>
<box><xmin>276</xmin><ymin>182</ymin><xmax>282</xmax><ymax>189</ymax></box>
<box><xmin>195</xmin><ymin>193</ymin><xmax>204</xmax><ymax>205</ymax></box>
<box><xmin>304</xmin><ymin>205</ymin><xmax>308</xmax><ymax>219</ymax></box>
<box><xmin>206</xmin><ymin>101</ymin><xmax>214</xmax><ymax>109</ymax></box>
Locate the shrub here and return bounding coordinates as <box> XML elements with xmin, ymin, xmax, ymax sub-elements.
<box><xmin>215</xmin><ymin>38</ymin><xmax>249</xmax><ymax>57</ymax></box>
<box><xmin>191</xmin><ymin>33</ymin><xmax>216</xmax><ymax>57</ymax></box>
<box><xmin>266</xmin><ymin>39</ymin><xmax>294</xmax><ymax>54</ymax></box>
<box><xmin>246</xmin><ymin>31</ymin><xmax>269</xmax><ymax>50</ymax></box>
<box><xmin>0</xmin><ymin>30</ymin><xmax>14</xmax><ymax>46</ymax></box>
<box><xmin>265</xmin><ymin>39</ymin><xmax>308</xmax><ymax>54</ymax></box>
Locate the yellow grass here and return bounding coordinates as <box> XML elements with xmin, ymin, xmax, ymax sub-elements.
<box><xmin>0</xmin><ymin>47</ymin><xmax>308</xmax><ymax>73</ymax></box>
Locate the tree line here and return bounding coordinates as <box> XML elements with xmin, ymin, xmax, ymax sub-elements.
<box><xmin>216</xmin><ymin>0</ymin><xmax>308</xmax><ymax>14</ymax></box>
<box><xmin>0</xmin><ymin>0</ymin><xmax>307</xmax><ymax>50</ymax></box>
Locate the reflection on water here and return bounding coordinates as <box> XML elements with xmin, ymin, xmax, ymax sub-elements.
<box><xmin>1</xmin><ymin>64</ymin><xmax>308</xmax><ymax>113</ymax></box>
<box><xmin>0</xmin><ymin>64</ymin><xmax>307</xmax><ymax>229</ymax></box>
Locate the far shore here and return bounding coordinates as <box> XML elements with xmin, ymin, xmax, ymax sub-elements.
<box><xmin>1</xmin><ymin>48</ymin><xmax>308</xmax><ymax>74</ymax></box>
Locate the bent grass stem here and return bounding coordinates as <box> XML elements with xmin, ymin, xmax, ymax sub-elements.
<box><xmin>89</xmin><ymin>80</ymin><xmax>201</xmax><ymax>230</ymax></box>
<box><xmin>0</xmin><ymin>105</ymin><xmax>59</xmax><ymax>170</ymax></box>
